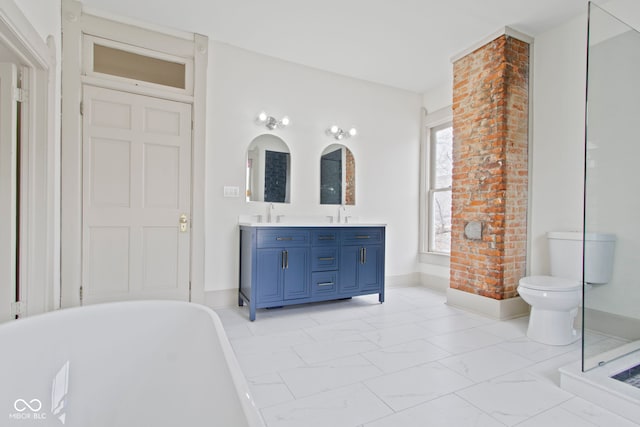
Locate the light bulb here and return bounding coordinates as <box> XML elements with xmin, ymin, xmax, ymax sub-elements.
<box><xmin>280</xmin><ymin>116</ymin><xmax>290</xmax><ymax>127</ymax></box>
<box><xmin>348</xmin><ymin>128</ymin><xmax>357</xmax><ymax>137</ymax></box>
<box><xmin>330</xmin><ymin>125</ymin><xmax>339</xmax><ymax>134</ymax></box>
<box><xmin>258</xmin><ymin>111</ymin><xmax>267</xmax><ymax>122</ymax></box>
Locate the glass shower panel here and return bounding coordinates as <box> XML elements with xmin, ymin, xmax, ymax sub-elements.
<box><xmin>583</xmin><ymin>2</ymin><xmax>640</xmax><ymax>371</ymax></box>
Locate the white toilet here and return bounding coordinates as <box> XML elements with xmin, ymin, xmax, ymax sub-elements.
<box><xmin>518</xmin><ymin>231</ymin><xmax>616</xmax><ymax>346</ymax></box>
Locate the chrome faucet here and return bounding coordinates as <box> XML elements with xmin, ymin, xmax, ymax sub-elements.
<box><xmin>267</xmin><ymin>203</ymin><xmax>276</xmax><ymax>223</ymax></box>
<box><xmin>338</xmin><ymin>205</ymin><xmax>347</xmax><ymax>223</ymax></box>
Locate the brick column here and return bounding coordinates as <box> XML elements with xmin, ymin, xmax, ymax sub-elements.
<box><xmin>345</xmin><ymin>148</ymin><xmax>355</xmax><ymax>205</ymax></box>
<box><xmin>450</xmin><ymin>34</ymin><xmax>529</xmax><ymax>300</ymax></box>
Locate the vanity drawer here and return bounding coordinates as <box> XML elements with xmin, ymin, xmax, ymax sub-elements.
<box><xmin>311</xmin><ymin>272</ymin><xmax>338</xmax><ymax>296</ymax></box>
<box><xmin>311</xmin><ymin>230</ymin><xmax>339</xmax><ymax>246</ymax></box>
<box><xmin>257</xmin><ymin>229</ymin><xmax>309</xmax><ymax>248</ymax></box>
<box><xmin>341</xmin><ymin>228</ymin><xmax>384</xmax><ymax>245</ymax></box>
<box><xmin>311</xmin><ymin>247</ymin><xmax>339</xmax><ymax>271</ymax></box>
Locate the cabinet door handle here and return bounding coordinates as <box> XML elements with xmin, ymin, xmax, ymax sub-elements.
<box><xmin>318</xmin><ymin>235</ymin><xmax>335</xmax><ymax>240</ymax></box>
<box><xmin>276</xmin><ymin>237</ymin><xmax>293</xmax><ymax>241</ymax></box>
<box><xmin>359</xmin><ymin>248</ymin><xmax>364</xmax><ymax>264</ymax></box>
<box><xmin>285</xmin><ymin>250</ymin><xmax>289</xmax><ymax>269</ymax></box>
<box><xmin>318</xmin><ymin>257</ymin><xmax>335</xmax><ymax>261</ymax></box>
<box><xmin>355</xmin><ymin>235</ymin><xmax>371</xmax><ymax>239</ymax></box>
<box><xmin>363</xmin><ymin>247</ymin><xmax>367</xmax><ymax>264</ymax></box>
<box><xmin>317</xmin><ymin>281</ymin><xmax>334</xmax><ymax>287</ymax></box>
<box><xmin>282</xmin><ymin>250</ymin><xmax>286</xmax><ymax>269</ymax></box>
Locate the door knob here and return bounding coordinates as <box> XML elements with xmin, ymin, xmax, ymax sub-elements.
<box><xmin>179</xmin><ymin>214</ymin><xmax>188</xmax><ymax>232</ymax></box>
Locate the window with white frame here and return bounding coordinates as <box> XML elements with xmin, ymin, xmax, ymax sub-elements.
<box><xmin>428</xmin><ymin>122</ymin><xmax>453</xmax><ymax>254</ymax></box>
<box><xmin>420</xmin><ymin>106</ymin><xmax>453</xmax><ymax>259</ymax></box>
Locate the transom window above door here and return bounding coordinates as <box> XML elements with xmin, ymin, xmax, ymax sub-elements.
<box><xmin>82</xmin><ymin>35</ymin><xmax>194</xmax><ymax>95</ymax></box>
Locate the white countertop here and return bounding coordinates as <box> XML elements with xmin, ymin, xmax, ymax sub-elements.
<box><xmin>238</xmin><ymin>222</ymin><xmax>386</xmax><ymax>227</ymax></box>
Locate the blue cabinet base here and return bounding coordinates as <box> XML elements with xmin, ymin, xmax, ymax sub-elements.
<box><xmin>238</xmin><ymin>288</ymin><xmax>384</xmax><ymax>321</ymax></box>
<box><xmin>239</xmin><ymin>225</ymin><xmax>385</xmax><ymax>321</ymax></box>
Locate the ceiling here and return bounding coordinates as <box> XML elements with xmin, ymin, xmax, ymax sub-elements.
<box><xmin>81</xmin><ymin>0</ymin><xmax>589</xmax><ymax>93</ymax></box>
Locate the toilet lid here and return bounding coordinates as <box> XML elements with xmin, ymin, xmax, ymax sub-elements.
<box><xmin>519</xmin><ymin>275</ymin><xmax>582</xmax><ymax>292</ymax></box>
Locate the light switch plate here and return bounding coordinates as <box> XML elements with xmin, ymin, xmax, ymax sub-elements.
<box><xmin>224</xmin><ymin>186</ymin><xmax>240</xmax><ymax>197</ymax></box>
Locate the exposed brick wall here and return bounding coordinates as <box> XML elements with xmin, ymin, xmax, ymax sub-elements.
<box><xmin>450</xmin><ymin>35</ymin><xmax>529</xmax><ymax>300</ymax></box>
<box><xmin>345</xmin><ymin>148</ymin><xmax>355</xmax><ymax>205</ymax></box>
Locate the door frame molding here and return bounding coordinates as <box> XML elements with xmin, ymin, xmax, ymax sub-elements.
<box><xmin>0</xmin><ymin>0</ymin><xmax>57</xmax><ymax>317</ymax></box>
<box><xmin>61</xmin><ymin>0</ymin><xmax>208</xmax><ymax>306</ymax></box>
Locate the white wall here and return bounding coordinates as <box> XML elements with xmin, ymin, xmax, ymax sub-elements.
<box><xmin>10</xmin><ymin>2</ymin><xmax>422</xmax><ymax>305</ymax></box>
<box><xmin>21</xmin><ymin>0</ymin><xmax>640</xmax><ymax>317</ymax></box>
<box><xmin>583</xmin><ymin>17</ymin><xmax>640</xmax><ymax>319</ymax></box>
<box><xmin>205</xmin><ymin>42</ymin><xmax>422</xmax><ymax>295</ymax></box>
<box><xmin>531</xmin><ymin>0</ymin><xmax>640</xmax><ymax>320</ymax></box>
<box><xmin>13</xmin><ymin>0</ymin><xmax>60</xmax><ymax>43</ymax></box>
<box><xmin>422</xmin><ymin>83</ymin><xmax>452</xmax><ymax>114</ymax></box>
<box><xmin>529</xmin><ymin>13</ymin><xmax>587</xmax><ymax>276</ymax></box>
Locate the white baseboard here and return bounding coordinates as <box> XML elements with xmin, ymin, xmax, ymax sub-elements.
<box><xmin>204</xmin><ymin>289</ymin><xmax>238</xmax><ymax>309</ymax></box>
<box><xmin>446</xmin><ymin>287</ymin><xmax>530</xmax><ymax>320</ymax></box>
<box><xmin>576</xmin><ymin>307</ymin><xmax>640</xmax><ymax>341</ymax></box>
<box><xmin>418</xmin><ymin>273</ymin><xmax>449</xmax><ymax>292</ymax></box>
<box><xmin>384</xmin><ymin>273</ymin><xmax>422</xmax><ymax>288</ymax></box>
<box><xmin>384</xmin><ymin>272</ymin><xmax>449</xmax><ymax>293</ymax></box>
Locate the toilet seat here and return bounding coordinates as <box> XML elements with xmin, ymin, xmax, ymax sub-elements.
<box><xmin>519</xmin><ymin>275</ymin><xmax>581</xmax><ymax>292</ymax></box>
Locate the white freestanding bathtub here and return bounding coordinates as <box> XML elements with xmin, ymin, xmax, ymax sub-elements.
<box><xmin>0</xmin><ymin>301</ymin><xmax>264</xmax><ymax>427</ymax></box>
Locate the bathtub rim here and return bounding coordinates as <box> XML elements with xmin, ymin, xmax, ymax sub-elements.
<box><xmin>0</xmin><ymin>300</ymin><xmax>266</xmax><ymax>427</ymax></box>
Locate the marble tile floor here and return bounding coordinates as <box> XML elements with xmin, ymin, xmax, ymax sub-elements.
<box><xmin>214</xmin><ymin>286</ymin><xmax>639</xmax><ymax>427</ymax></box>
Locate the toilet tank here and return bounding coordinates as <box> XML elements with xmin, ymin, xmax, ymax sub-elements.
<box><xmin>547</xmin><ymin>231</ymin><xmax>616</xmax><ymax>284</ymax></box>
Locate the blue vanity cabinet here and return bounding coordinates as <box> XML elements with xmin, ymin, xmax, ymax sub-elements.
<box><xmin>339</xmin><ymin>229</ymin><xmax>385</xmax><ymax>297</ymax></box>
<box><xmin>255</xmin><ymin>248</ymin><xmax>285</xmax><ymax>303</ymax></box>
<box><xmin>281</xmin><ymin>247</ymin><xmax>310</xmax><ymax>300</ymax></box>
<box><xmin>255</xmin><ymin>229</ymin><xmax>311</xmax><ymax>302</ymax></box>
<box><xmin>254</xmin><ymin>247</ymin><xmax>310</xmax><ymax>303</ymax></box>
<box><xmin>239</xmin><ymin>225</ymin><xmax>385</xmax><ymax>320</ymax></box>
<box><xmin>239</xmin><ymin>227</ymin><xmax>311</xmax><ymax>320</ymax></box>
<box><xmin>310</xmin><ymin>229</ymin><xmax>339</xmax><ymax>297</ymax></box>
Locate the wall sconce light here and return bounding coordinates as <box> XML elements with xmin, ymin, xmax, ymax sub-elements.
<box><xmin>257</xmin><ymin>111</ymin><xmax>290</xmax><ymax>130</ymax></box>
<box><xmin>326</xmin><ymin>125</ymin><xmax>357</xmax><ymax>140</ymax></box>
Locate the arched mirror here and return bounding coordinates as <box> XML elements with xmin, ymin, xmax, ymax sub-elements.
<box><xmin>246</xmin><ymin>134</ymin><xmax>291</xmax><ymax>203</ymax></box>
<box><xmin>320</xmin><ymin>144</ymin><xmax>355</xmax><ymax>205</ymax></box>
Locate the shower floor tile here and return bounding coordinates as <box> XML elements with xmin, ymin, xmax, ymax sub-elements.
<box><xmin>612</xmin><ymin>363</ymin><xmax>640</xmax><ymax>389</ymax></box>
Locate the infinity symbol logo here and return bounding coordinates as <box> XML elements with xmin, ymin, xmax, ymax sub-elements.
<box><xmin>14</xmin><ymin>398</ymin><xmax>42</xmax><ymax>412</ymax></box>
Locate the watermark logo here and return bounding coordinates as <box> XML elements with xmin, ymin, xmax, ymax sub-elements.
<box><xmin>7</xmin><ymin>361</ymin><xmax>69</xmax><ymax>424</ymax></box>
<box><xmin>51</xmin><ymin>361</ymin><xmax>69</xmax><ymax>425</ymax></box>
<box><xmin>9</xmin><ymin>398</ymin><xmax>46</xmax><ymax>421</ymax></box>
<box><xmin>14</xmin><ymin>399</ymin><xmax>42</xmax><ymax>413</ymax></box>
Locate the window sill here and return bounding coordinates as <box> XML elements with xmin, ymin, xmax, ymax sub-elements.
<box><xmin>419</xmin><ymin>251</ymin><xmax>450</xmax><ymax>267</ymax></box>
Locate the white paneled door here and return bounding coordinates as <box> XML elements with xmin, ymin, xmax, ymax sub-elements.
<box><xmin>82</xmin><ymin>86</ymin><xmax>192</xmax><ymax>304</ymax></box>
<box><xmin>0</xmin><ymin>63</ymin><xmax>18</xmax><ymax>321</ymax></box>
